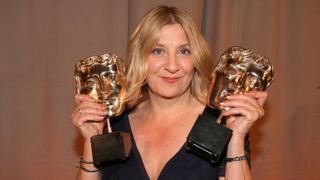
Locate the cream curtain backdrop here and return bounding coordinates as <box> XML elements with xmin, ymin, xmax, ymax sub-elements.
<box><xmin>0</xmin><ymin>0</ymin><xmax>319</xmax><ymax>179</ymax></box>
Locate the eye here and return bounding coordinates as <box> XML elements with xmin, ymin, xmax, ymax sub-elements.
<box><xmin>151</xmin><ymin>47</ymin><xmax>165</xmax><ymax>57</ymax></box>
<box><xmin>178</xmin><ymin>47</ymin><xmax>191</xmax><ymax>56</ymax></box>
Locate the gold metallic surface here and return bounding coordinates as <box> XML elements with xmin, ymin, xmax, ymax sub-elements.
<box><xmin>208</xmin><ymin>46</ymin><xmax>274</xmax><ymax>110</ymax></box>
<box><xmin>74</xmin><ymin>53</ymin><xmax>126</xmax><ymax>117</ymax></box>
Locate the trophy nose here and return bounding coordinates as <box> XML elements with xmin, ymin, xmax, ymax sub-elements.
<box><xmin>92</xmin><ymin>82</ymin><xmax>109</xmax><ymax>102</ymax></box>
<box><xmin>97</xmin><ymin>75</ymin><xmax>110</xmax><ymax>91</ymax></box>
<box><xmin>234</xmin><ymin>70</ymin><xmax>251</xmax><ymax>92</ymax></box>
<box><xmin>235</xmin><ymin>71</ymin><xmax>263</xmax><ymax>92</ymax></box>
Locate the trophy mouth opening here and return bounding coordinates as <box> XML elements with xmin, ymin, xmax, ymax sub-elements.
<box><xmin>95</xmin><ymin>99</ymin><xmax>116</xmax><ymax>106</ymax></box>
<box><xmin>95</xmin><ymin>97</ymin><xmax>120</xmax><ymax>111</ymax></box>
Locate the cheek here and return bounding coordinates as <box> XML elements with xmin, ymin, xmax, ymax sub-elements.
<box><xmin>148</xmin><ymin>58</ymin><xmax>163</xmax><ymax>73</ymax></box>
<box><xmin>180</xmin><ymin>59</ymin><xmax>194</xmax><ymax>74</ymax></box>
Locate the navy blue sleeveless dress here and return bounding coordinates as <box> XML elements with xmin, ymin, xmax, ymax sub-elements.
<box><xmin>101</xmin><ymin>112</ymin><xmax>250</xmax><ymax>180</ymax></box>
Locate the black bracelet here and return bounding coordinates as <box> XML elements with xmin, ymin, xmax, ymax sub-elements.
<box><xmin>77</xmin><ymin>163</ymin><xmax>101</xmax><ymax>173</ymax></box>
<box><xmin>226</xmin><ymin>153</ymin><xmax>247</xmax><ymax>162</ymax></box>
<box><xmin>79</xmin><ymin>156</ymin><xmax>94</xmax><ymax>164</ymax></box>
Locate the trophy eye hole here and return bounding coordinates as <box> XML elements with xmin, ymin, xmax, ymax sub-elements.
<box><xmin>226</xmin><ymin>68</ymin><xmax>236</xmax><ymax>75</ymax></box>
<box><xmin>108</xmin><ymin>73</ymin><xmax>118</xmax><ymax>82</ymax></box>
<box><xmin>224</xmin><ymin>67</ymin><xmax>238</xmax><ymax>78</ymax></box>
<box><xmin>84</xmin><ymin>80</ymin><xmax>96</xmax><ymax>87</ymax></box>
<box><xmin>246</xmin><ymin>77</ymin><xmax>262</xmax><ymax>90</ymax></box>
<box><xmin>80</xmin><ymin>87</ymin><xmax>93</xmax><ymax>94</ymax></box>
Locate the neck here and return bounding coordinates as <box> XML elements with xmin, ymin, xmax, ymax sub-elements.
<box><xmin>152</xmin><ymin>92</ymin><xmax>195</xmax><ymax>110</ymax></box>
<box><xmin>141</xmin><ymin>90</ymin><xmax>199</xmax><ymax>120</ymax></box>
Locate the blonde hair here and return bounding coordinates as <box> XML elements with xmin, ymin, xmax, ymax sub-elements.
<box><xmin>125</xmin><ymin>5</ymin><xmax>214</xmax><ymax>108</ymax></box>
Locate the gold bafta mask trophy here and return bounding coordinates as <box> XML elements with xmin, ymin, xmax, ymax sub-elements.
<box><xmin>75</xmin><ymin>53</ymin><xmax>131</xmax><ymax>166</ymax></box>
<box><xmin>187</xmin><ymin>46</ymin><xmax>274</xmax><ymax>164</ymax></box>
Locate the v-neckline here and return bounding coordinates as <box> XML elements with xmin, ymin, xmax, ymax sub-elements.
<box><xmin>127</xmin><ymin>117</ymin><xmax>186</xmax><ymax>180</ymax></box>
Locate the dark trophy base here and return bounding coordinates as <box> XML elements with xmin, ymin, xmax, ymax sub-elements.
<box><xmin>186</xmin><ymin>106</ymin><xmax>232</xmax><ymax>164</ymax></box>
<box><xmin>91</xmin><ymin>131</ymin><xmax>131</xmax><ymax>166</ymax></box>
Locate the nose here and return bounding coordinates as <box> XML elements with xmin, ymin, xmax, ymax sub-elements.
<box><xmin>96</xmin><ymin>76</ymin><xmax>111</xmax><ymax>98</ymax></box>
<box><xmin>164</xmin><ymin>54</ymin><xmax>179</xmax><ymax>73</ymax></box>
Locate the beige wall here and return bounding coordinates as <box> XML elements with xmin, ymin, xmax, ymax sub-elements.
<box><xmin>0</xmin><ymin>0</ymin><xmax>319</xmax><ymax>179</ymax></box>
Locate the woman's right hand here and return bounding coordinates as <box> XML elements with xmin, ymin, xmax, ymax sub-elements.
<box><xmin>71</xmin><ymin>94</ymin><xmax>108</xmax><ymax>140</ymax></box>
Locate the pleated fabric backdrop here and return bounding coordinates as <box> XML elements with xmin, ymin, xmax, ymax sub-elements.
<box><xmin>0</xmin><ymin>0</ymin><xmax>319</xmax><ymax>179</ymax></box>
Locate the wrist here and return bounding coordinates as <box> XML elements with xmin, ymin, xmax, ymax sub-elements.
<box><xmin>226</xmin><ymin>152</ymin><xmax>248</xmax><ymax>163</ymax></box>
<box><xmin>77</xmin><ymin>156</ymin><xmax>101</xmax><ymax>173</ymax></box>
<box><xmin>82</xmin><ymin>139</ymin><xmax>94</xmax><ymax>161</ymax></box>
<box><xmin>231</xmin><ymin>130</ymin><xmax>247</xmax><ymax>139</ymax></box>
<box><xmin>227</xmin><ymin>135</ymin><xmax>245</xmax><ymax>157</ymax></box>
<box><xmin>229</xmin><ymin>134</ymin><xmax>245</xmax><ymax>145</ymax></box>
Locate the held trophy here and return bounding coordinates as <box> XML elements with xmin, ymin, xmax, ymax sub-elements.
<box><xmin>75</xmin><ymin>53</ymin><xmax>131</xmax><ymax>166</ymax></box>
<box><xmin>187</xmin><ymin>46</ymin><xmax>274</xmax><ymax>164</ymax></box>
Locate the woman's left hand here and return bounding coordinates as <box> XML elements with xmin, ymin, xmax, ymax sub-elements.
<box><xmin>220</xmin><ymin>91</ymin><xmax>268</xmax><ymax>138</ymax></box>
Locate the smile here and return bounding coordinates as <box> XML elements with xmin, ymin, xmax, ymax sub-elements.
<box><xmin>161</xmin><ymin>77</ymin><xmax>180</xmax><ymax>83</ymax></box>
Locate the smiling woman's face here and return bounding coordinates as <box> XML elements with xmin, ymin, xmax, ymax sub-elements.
<box><xmin>146</xmin><ymin>23</ymin><xmax>195</xmax><ymax>99</ymax></box>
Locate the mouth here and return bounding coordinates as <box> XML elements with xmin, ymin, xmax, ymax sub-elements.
<box><xmin>161</xmin><ymin>76</ymin><xmax>180</xmax><ymax>84</ymax></box>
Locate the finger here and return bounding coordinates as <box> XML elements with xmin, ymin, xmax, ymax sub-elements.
<box><xmin>222</xmin><ymin>106</ymin><xmax>260</xmax><ymax>121</ymax></box>
<box><xmin>71</xmin><ymin>101</ymin><xmax>107</xmax><ymax>127</ymax></box>
<box><xmin>75</xmin><ymin>94</ymin><xmax>95</xmax><ymax>104</ymax></box>
<box><xmin>72</xmin><ymin>113</ymin><xmax>106</xmax><ymax>128</ymax></box>
<box><xmin>245</xmin><ymin>90</ymin><xmax>266</xmax><ymax>97</ymax></box>
<box><xmin>245</xmin><ymin>91</ymin><xmax>268</xmax><ymax>107</ymax></box>
<box><xmin>221</xmin><ymin>94</ymin><xmax>261</xmax><ymax>110</ymax></box>
<box><xmin>75</xmin><ymin>101</ymin><xmax>106</xmax><ymax>113</ymax></box>
<box><xmin>77</xmin><ymin>106</ymin><xmax>108</xmax><ymax>117</ymax></box>
<box><xmin>221</xmin><ymin>94</ymin><xmax>265</xmax><ymax>118</ymax></box>
<box><xmin>222</xmin><ymin>103</ymin><xmax>264</xmax><ymax>119</ymax></box>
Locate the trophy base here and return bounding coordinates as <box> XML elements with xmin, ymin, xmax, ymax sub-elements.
<box><xmin>91</xmin><ymin>131</ymin><xmax>131</xmax><ymax>166</ymax></box>
<box><xmin>186</xmin><ymin>107</ymin><xmax>232</xmax><ymax>164</ymax></box>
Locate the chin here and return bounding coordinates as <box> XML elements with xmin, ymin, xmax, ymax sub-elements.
<box><xmin>158</xmin><ymin>89</ymin><xmax>190</xmax><ymax>99</ymax></box>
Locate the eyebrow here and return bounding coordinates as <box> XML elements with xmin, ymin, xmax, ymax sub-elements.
<box><xmin>153</xmin><ymin>43</ymin><xmax>190</xmax><ymax>48</ymax></box>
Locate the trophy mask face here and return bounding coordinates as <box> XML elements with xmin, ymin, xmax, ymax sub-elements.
<box><xmin>75</xmin><ymin>53</ymin><xmax>126</xmax><ymax>116</ymax></box>
<box><xmin>208</xmin><ymin>46</ymin><xmax>273</xmax><ymax>109</ymax></box>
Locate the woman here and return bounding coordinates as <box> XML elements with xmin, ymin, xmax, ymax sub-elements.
<box><xmin>72</xmin><ymin>5</ymin><xmax>267</xmax><ymax>180</ymax></box>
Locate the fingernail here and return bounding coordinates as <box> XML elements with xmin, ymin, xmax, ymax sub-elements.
<box><xmin>223</xmin><ymin>107</ymin><xmax>230</xmax><ymax>111</ymax></box>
